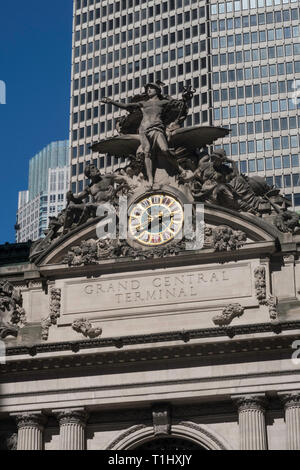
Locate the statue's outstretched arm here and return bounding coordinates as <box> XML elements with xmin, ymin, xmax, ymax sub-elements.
<box><xmin>225</xmin><ymin>157</ymin><xmax>239</xmax><ymax>176</ymax></box>
<box><xmin>101</xmin><ymin>97</ymin><xmax>141</xmax><ymax>111</ymax></box>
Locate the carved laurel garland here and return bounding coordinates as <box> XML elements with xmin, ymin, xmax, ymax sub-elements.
<box><xmin>253</xmin><ymin>266</ymin><xmax>279</xmax><ymax>322</ymax></box>
<box><xmin>41</xmin><ymin>288</ymin><xmax>61</xmax><ymax>341</ymax></box>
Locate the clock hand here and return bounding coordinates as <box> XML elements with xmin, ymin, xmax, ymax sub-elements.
<box><xmin>135</xmin><ymin>215</ymin><xmax>154</xmax><ymax>233</ymax></box>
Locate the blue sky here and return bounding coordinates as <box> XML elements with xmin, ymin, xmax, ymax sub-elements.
<box><xmin>0</xmin><ymin>0</ymin><xmax>73</xmax><ymax>243</ymax></box>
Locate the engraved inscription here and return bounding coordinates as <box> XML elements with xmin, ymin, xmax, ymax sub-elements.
<box><xmin>83</xmin><ymin>271</ymin><xmax>230</xmax><ymax>304</ymax></box>
<box><xmin>63</xmin><ymin>264</ymin><xmax>252</xmax><ymax>316</ymax></box>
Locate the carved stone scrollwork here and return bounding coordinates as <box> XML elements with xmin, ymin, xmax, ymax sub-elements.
<box><xmin>41</xmin><ymin>288</ymin><xmax>61</xmax><ymax>341</ymax></box>
<box><xmin>213</xmin><ymin>303</ymin><xmax>244</xmax><ymax>327</ymax></box>
<box><xmin>72</xmin><ymin>318</ymin><xmax>102</xmax><ymax>339</ymax></box>
<box><xmin>152</xmin><ymin>404</ymin><xmax>172</xmax><ymax>437</ymax></box>
<box><xmin>0</xmin><ymin>280</ymin><xmax>27</xmax><ymax>339</ymax></box>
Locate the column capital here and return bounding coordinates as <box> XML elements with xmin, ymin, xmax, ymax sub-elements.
<box><xmin>54</xmin><ymin>408</ymin><xmax>89</xmax><ymax>426</ymax></box>
<box><xmin>279</xmin><ymin>392</ymin><xmax>300</xmax><ymax>408</ymax></box>
<box><xmin>12</xmin><ymin>412</ymin><xmax>47</xmax><ymax>430</ymax></box>
<box><xmin>233</xmin><ymin>394</ymin><xmax>267</xmax><ymax>412</ymax></box>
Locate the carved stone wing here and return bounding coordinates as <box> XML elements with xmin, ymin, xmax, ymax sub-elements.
<box><xmin>90</xmin><ymin>134</ymin><xmax>141</xmax><ymax>157</ymax></box>
<box><xmin>90</xmin><ymin>126</ymin><xmax>230</xmax><ymax>158</ymax></box>
<box><xmin>169</xmin><ymin>126</ymin><xmax>230</xmax><ymax>151</ymax></box>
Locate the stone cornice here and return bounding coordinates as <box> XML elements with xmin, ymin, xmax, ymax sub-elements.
<box><xmin>3</xmin><ymin>320</ymin><xmax>300</xmax><ymax>360</ymax></box>
<box><xmin>1</xmin><ymin>328</ymin><xmax>299</xmax><ymax>375</ymax></box>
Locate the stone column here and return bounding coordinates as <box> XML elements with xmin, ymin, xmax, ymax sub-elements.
<box><xmin>235</xmin><ymin>395</ymin><xmax>267</xmax><ymax>450</ymax></box>
<box><xmin>281</xmin><ymin>393</ymin><xmax>300</xmax><ymax>450</ymax></box>
<box><xmin>14</xmin><ymin>413</ymin><xmax>46</xmax><ymax>450</ymax></box>
<box><xmin>56</xmin><ymin>409</ymin><xmax>88</xmax><ymax>450</ymax></box>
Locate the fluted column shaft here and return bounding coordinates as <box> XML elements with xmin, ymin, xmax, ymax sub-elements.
<box><xmin>282</xmin><ymin>393</ymin><xmax>300</xmax><ymax>450</ymax></box>
<box><xmin>236</xmin><ymin>396</ymin><xmax>267</xmax><ymax>450</ymax></box>
<box><xmin>14</xmin><ymin>413</ymin><xmax>46</xmax><ymax>450</ymax></box>
<box><xmin>56</xmin><ymin>409</ymin><xmax>88</xmax><ymax>450</ymax></box>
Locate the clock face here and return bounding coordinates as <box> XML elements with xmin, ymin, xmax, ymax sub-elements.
<box><xmin>128</xmin><ymin>194</ymin><xmax>184</xmax><ymax>246</ymax></box>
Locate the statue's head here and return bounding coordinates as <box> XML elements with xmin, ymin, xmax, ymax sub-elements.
<box><xmin>84</xmin><ymin>164</ymin><xmax>100</xmax><ymax>179</ymax></box>
<box><xmin>211</xmin><ymin>149</ymin><xmax>227</xmax><ymax>166</ymax></box>
<box><xmin>145</xmin><ymin>82</ymin><xmax>163</xmax><ymax>99</ymax></box>
<box><xmin>213</xmin><ymin>149</ymin><xmax>227</xmax><ymax>159</ymax></box>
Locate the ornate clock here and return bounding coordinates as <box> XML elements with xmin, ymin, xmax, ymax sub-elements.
<box><xmin>128</xmin><ymin>193</ymin><xmax>184</xmax><ymax>247</ymax></box>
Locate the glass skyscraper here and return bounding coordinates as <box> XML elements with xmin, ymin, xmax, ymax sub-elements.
<box><xmin>70</xmin><ymin>0</ymin><xmax>300</xmax><ymax>207</ymax></box>
<box><xmin>16</xmin><ymin>141</ymin><xmax>69</xmax><ymax>242</ymax></box>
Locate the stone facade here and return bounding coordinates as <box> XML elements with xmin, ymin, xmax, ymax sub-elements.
<box><xmin>1</xmin><ymin>202</ymin><xmax>300</xmax><ymax>451</ymax></box>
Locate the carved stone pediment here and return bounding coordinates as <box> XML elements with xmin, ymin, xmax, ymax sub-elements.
<box><xmin>34</xmin><ymin>204</ymin><xmax>279</xmax><ymax>268</ymax></box>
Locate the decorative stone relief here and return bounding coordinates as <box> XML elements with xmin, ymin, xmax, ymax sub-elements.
<box><xmin>152</xmin><ymin>404</ymin><xmax>171</xmax><ymax>436</ymax></box>
<box><xmin>206</xmin><ymin>225</ymin><xmax>247</xmax><ymax>252</ymax></box>
<box><xmin>63</xmin><ymin>224</ymin><xmax>247</xmax><ymax>267</ymax></box>
<box><xmin>253</xmin><ymin>267</ymin><xmax>279</xmax><ymax>322</ymax></box>
<box><xmin>265</xmin><ymin>295</ymin><xmax>279</xmax><ymax>322</ymax></box>
<box><xmin>213</xmin><ymin>303</ymin><xmax>245</xmax><ymax>327</ymax></box>
<box><xmin>41</xmin><ymin>288</ymin><xmax>61</xmax><ymax>341</ymax></box>
<box><xmin>254</xmin><ymin>266</ymin><xmax>267</xmax><ymax>304</ymax></box>
<box><xmin>72</xmin><ymin>318</ymin><xmax>102</xmax><ymax>339</ymax></box>
<box><xmin>0</xmin><ymin>280</ymin><xmax>27</xmax><ymax>339</ymax></box>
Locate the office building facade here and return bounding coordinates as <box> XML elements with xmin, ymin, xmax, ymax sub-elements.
<box><xmin>70</xmin><ymin>0</ymin><xmax>300</xmax><ymax>207</ymax></box>
<box><xmin>70</xmin><ymin>0</ymin><xmax>210</xmax><ymax>193</ymax></box>
<box><xmin>16</xmin><ymin>141</ymin><xmax>69</xmax><ymax>243</ymax></box>
<box><xmin>211</xmin><ymin>0</ymin><xmax>300</xmax><ymax>209</ymax></box>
